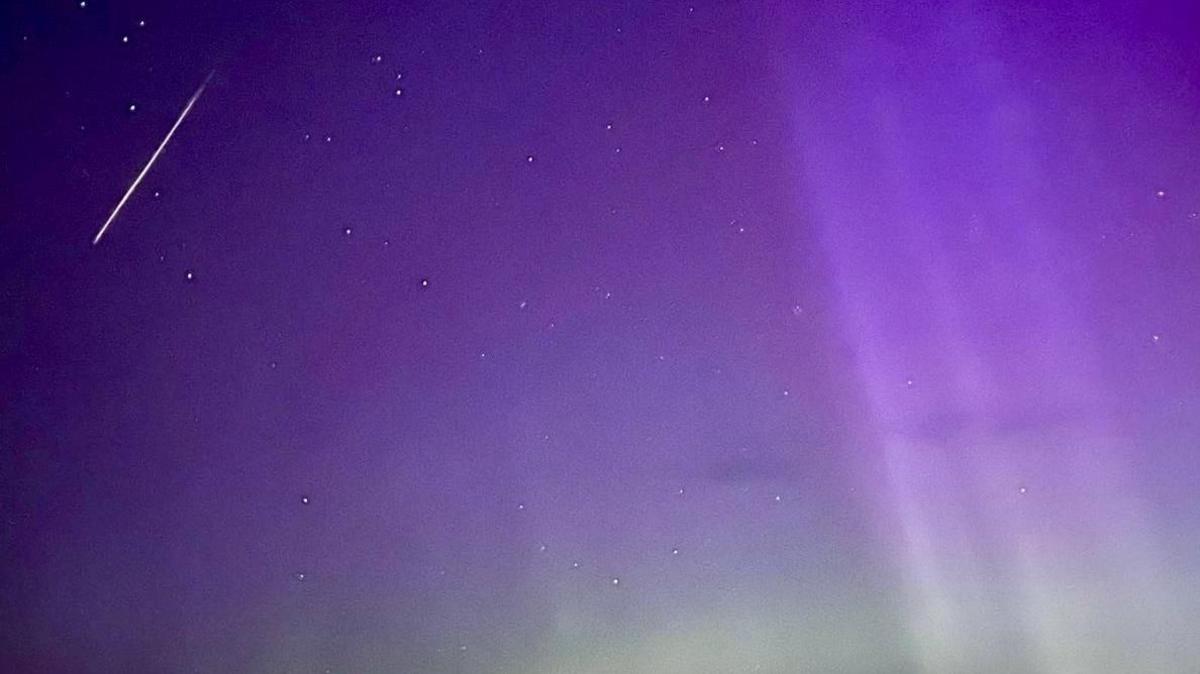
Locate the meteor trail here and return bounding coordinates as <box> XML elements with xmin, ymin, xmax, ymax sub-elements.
<box><xmin>92</xmin><ymin>70</ymin><xmax>214</xmax><ymax>245</ymax></box>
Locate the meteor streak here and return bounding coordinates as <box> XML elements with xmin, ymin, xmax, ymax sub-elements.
<box><xmin>92</xmin><ymin>70</ymin><xmax>214</xmax><ymax>245</ymax></box>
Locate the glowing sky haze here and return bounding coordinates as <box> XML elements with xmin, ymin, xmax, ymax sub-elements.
<box><xmin>3</xmin><ymin>1</ymin><xmax>1199</xmax><ymax>672</ymax></box>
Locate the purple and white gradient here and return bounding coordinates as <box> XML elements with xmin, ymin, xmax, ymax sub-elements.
<box><xmin>3</xmin><ymin>1</ymin><xmax>1199</xmax><ymax>672</ymax></box>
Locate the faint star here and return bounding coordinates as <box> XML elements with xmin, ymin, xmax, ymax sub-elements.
<box><xmin>1152</xmin><ymin>334</ymin><xmax>1161</xmax><ymax>343</ymax></box>
<box><xmin>394</xmin><ymin>88</ymin><xmax>403</xmax><ymax>96</ymax></box>
<box><xmin>294</xmin><ymin>572</ymin><xmax>307</xmax><ymax>582</ymax></box>
<box><xmin>419</xmin><ymin>277</ymin><xmax>430</xmax><ymax>288</ymax></box>
<box><xmin>121</xmin><ymin>35</ymin><xmax>129</xmax><ymax>43</ymax></box>
<box><xmin>343</xmin><ymin>227</ymin><xmax>352</xmax><ymax>236</ymax></box>
<box><xmin>1155</xmin><ymin>189</ymin><xmax>1166</xmax><ymax>199</ymax></box>
<box><xmin>300</xmin><ymin>495</ymin><xmax>310</xmax><ymax>504</ymax></box>
<box><xmin>184</xmin><ymin>270</ymin><xmax>195</xmax><ymax>282</ymax></box>
<box><xmin>526</xmin><ymin>155</ymin><xmax>535</xmax><ymax>163</ymax></box>
<box><xmin>611</xmin><ymin>577</ymin><xmax>620</xmax><ymax>585</ymax></box>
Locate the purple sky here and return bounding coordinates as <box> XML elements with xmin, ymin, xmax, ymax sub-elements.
<box><xmin>3</xmin><ymin>1</ymin><xmax>1200</xmax><ymax>672</ymax></box>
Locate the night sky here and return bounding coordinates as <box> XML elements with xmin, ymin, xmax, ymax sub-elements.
<box><xmin>3</xmin><ymin>1</ymin><xmax>1200</xmax><ymax>672</ymax></box>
